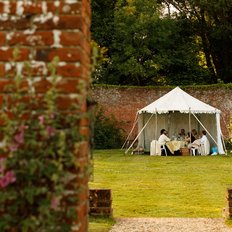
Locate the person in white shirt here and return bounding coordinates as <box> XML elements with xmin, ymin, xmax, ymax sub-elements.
<box><xmin>188</xmin><ymin>130</ymin><xmax>210</xmax><ymax>155</ymax></box>
<box><xmin>158</xmin><ymin>129</ymin><xmax>172</xmax><ymax>155</ymax></box>
<box><xmin>200</xmin><ymin>130</ymin><xmax>207</xmax><ymax>144</ymax></box>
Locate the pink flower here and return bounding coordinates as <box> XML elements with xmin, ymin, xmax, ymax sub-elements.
<box><xmin>5</xmin><ymin>170</ymin><xmax>16</xmax><ymax>183</ymax></box>
<box><xmin>50</xmin><ymin>112</ymin><xmax>56</xmax><ymax>119</ymax></box>
<box><xmin>0</xmin><ymin>170</ymin><xmax>16</xmax><ymax>189</ymax></box>
<box><xmin>51</xmin><ymin>196</ymin><xmax>60</xmax><ymax>210</ymax></box>
<box><xmin>46</xmin><ymin>126</ymin><xmax>55</xmax><ymax>137</ymax></box>
<box><xmin>38</xmin><ymin>115</ymin><xmax>45</xmax><ymax>125</ymax></box>
<box><xmin>14</xmin><ymin>131</ymin><xmax>24</xmax><ymax>144</ymax></box>
<box><xmin>0</xmin><ymin>176</ymin><xmax>9</xmax><ymax>188</ymax></box>
<box><xmin>13</xmin><ymin>124</ymin><xmax>25</xmax><ymax>145</ymax></box>
<box><xmin>9</xmin><ymin>144</ymin><xmax>19</xmax><ymax>152</ymax></box>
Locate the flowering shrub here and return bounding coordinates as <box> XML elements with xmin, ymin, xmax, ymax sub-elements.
<box><xmin>226</xmin><ymin>117</ymin><xmax>232</xmax><ymax>152</ymax></box>
<box><xmin>0</xmin><ymin>58</ymin><xmax>84</xmax><ymax>231</ymax></box>
<box><xmin>94</xmin><ymin>108</ymin><xmax>124</xmax><ymax>149</ymax></box>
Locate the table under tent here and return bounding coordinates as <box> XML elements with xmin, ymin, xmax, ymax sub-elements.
<box><xmin>124</xmin><ymin>87</ymin><xmax>225</xmax><ymax>155</ymax></box>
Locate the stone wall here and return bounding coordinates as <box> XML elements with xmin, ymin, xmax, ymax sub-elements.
<box><xmin>92</xmin><ymin>85</ymin><xmax>232</xmax><ymax>139</ymax></box>
<box><xmin>0</xmin><ymin>1</ymin><xmax>91</xmax><ymax>231</ymax></box>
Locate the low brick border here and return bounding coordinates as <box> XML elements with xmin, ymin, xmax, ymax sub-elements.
<box><xmin>89</xmin><ymin>189</ymin><xmax>113</xmax><ymax>216</ymax></box>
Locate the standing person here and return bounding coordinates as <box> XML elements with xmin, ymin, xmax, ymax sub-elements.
<box><xmin>158</xmin><ymin>129</ymin><xmax>172</xmax><ymax>156</ymax></box>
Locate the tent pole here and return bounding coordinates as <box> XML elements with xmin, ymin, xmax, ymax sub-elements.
<box><xmin>189</xmin><ymin>108</ymin><xmax>191</xmax><ymax>142</ymax></box>
<box><xmin>191</xmin><ymin>112</ymin><xmax>218</xmax><ymax>145</ymax></box>
<box><xmin>121</xmin><ymin>112</ymin><xmax>139</xmax><ymax>149</ymax></box>
<box><xmin>125</xmin><ymin>114</ymin><xmax>154</xmax><ymax>154</ymax></box>
<box><xmin>222</xmin><ymin>134</ymin><xmax>227</xmax><ymax>155</ymax></box>
<box><xmin>155</xmin><ymin>108</ymin><xmax>157</xmax><ymax>139</ymax></box>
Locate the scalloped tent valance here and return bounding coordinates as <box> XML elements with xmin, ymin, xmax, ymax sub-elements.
<box><xmin>138</xmin><ymin>86</ymin><xmax>220</xmax><ymax>114</ymax></box>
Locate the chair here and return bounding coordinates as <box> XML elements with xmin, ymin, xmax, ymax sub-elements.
<box><xmin>191</xmin><ymin>138</ymin><xmax>210</xmax><ymax>156</ymax></box>
<box><xmin>191</xmin><ymin>147</ymin><xmax>197</xmax><ymax>156</ymax></box>
<box><xmin>161</xmin><ymin>144</ymin><xmax>167</xmax><ymax>156</ymax></box>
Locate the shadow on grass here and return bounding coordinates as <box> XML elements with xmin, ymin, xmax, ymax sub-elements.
<box><xmin>89</xmin><ymin>216</ymin><xmax>115</xmax><ymax>232</ymax></box>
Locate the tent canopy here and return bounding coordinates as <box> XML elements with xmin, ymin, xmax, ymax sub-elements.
<box><xmin>127</xmin><ymin>87</ymin><xmax>225</xmax><ymax>154</ymax></box>
<box><xmin>138</xmin><ymin>86</ymin><xmax>220</xmax><ymax>114</ymax></box>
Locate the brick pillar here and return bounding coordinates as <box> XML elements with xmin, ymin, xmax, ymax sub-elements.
<box><xmin>0</xmin><ymin>1</ymin><xmax>91</xmax><ymax>231</ymax></box>
<box><xmin>225</xmin><ymin>188</ymin><xmax>232</xmax><ymax>219</ymax></box>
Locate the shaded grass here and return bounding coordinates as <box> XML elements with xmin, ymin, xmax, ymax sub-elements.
<box><xmin>90</xmin><ymin>150</ymin><xmax>232</xmax><ymax>218</ymax></box>
<box><xmin>89</xmin><ymin>216</ymin><xmax>115</xmax><ymax>232</ymax></box>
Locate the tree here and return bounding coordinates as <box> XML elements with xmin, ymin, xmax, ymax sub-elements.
<box><xmin>101</xmin><ymin>0</ymin><xmax>210</xmax><ymax>85</ymax></box>
<box><xmin>91</xmin><ymin>0</ymin><xmax>116</xmax><ymax>48</ymax></box>
<box><xmin>163</xmin><ymin>0</ymin><xmax>232</xmax><ymax>83</ymax></box>
<box><xmin>91</xmin><ymin>0</ymin><xmax>229</xmax><ymax>86</ymax></box>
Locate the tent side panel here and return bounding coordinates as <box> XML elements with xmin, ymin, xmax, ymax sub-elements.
<box><xmin>216</xmin><ymin>113</ymin><xmax>225</xmax><ymax>154</ymax></box>
<box><xmin>138</xmin><ymin>114</ymin><xmax>145</xmax><ymax>149</ymax></box>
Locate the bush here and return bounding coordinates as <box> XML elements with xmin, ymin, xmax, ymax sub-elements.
<box><xmin>225</xmin><ymin>139</ymin><xmax>232</xmax><ymax>151</ymax></box>
<box><xmin>93</xmin><ymin>109</ymin><xmax>124</xmax><ymax>149</ymax></box>
<box><xmin>0</xmin><ymin>58</ymin><xmax>83</xmax><ymax>231</ymax></box>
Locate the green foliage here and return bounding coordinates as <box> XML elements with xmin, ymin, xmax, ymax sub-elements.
<box><xmin>91</xmin><ymin>0</ymin><xmax>116</xmax><ymax>49</ymax></box>
<box><xmin>163</xmin><ymin>0</ymin><xmax>232</xmax><ymax>83</ymax></box>
<box><xmin>94</xmin><ymin>109</ymin><xmax>124</xmax><ymax>149</ymax></box>
<box><xmin>226</xmin><ymin>116</ymin><xmax>232</xmax><ymax>151</ymax></box>
<box><xmin>91</xmin><ymin>0</ymin><xmax>232</xmax><ymax>86</ymax></box>
<box><xmin>0</xmin><ymin>58</ymin><xmax>83</xmax><ymax>231</ymax></box>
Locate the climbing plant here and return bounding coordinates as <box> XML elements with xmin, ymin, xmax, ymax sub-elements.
<box><xmin>0</xmin><ymin>58</ymin><xmax>84</xmax><ymax>231</ymax></box>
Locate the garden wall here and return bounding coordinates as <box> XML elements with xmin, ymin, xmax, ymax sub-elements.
<box><xmin>92</xmin><ymin>85</ymin><xmax>232</xmax><ymax>140</ymax></box>
<box><xmin>0</xmin><ymin>1</ymin><xmax>91</xmax><ymax>231</ymax></box>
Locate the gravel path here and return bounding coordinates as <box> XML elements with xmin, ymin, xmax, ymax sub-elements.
<box><xmin>109</xmin><ymin>218</ymin><xmax>232</xmax><ymax>232</ymax></box>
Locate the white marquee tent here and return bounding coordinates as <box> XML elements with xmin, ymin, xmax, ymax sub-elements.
<box><xmin>125</xmin><ymin>87</ymin><xmax>225</xmax><ymax>154</ymax></box>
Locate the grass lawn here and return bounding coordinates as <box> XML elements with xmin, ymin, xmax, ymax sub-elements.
<box><xmin>89</xmin><ymin>149</ymin><xmax>232</xmax><ymax>230</ymax></box>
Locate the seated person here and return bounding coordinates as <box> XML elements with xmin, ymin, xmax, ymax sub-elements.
<box><xmin>199</xmin><ymin>130</ymin><xmax>210</xmax><ymax>155</ymax></box>
<box><xmin>188</xmin><ymin>130</ymin><xmax>208</xmax><ymax>155</ymax></box>
<box><xmin>200</xmin><ymin>130</ymin><xmax>207</xmax><ymax>144</ymax></box>
<box><xmin>185</xmin><ymin>129</ymin><xmax>198</xmax><ymax>144</ymax></box>
<box><xmin>158</xmin><ymin>129</ymin><xmax>172</xmax><ymax>156</ymax></box>
<box><xmin>178</xmin><ymin>128</ymin><xmax>186</xmax><ymax>140</ymax></box>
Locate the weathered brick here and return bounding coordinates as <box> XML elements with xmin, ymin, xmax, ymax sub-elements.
<box><xmin>77</xmin><ymin>142</ymin><xmax>89</xmax><ymax>158</ymax></box>
<box><xmin>21</xmin><ymin>2</ymin><xmax>43</xmax><ymax>14</ymax></box>
<box><xmin>34</xmin><ymin>15</ymin><xmax>83</xmax><ymax>30</ymax></box>
<box><xmin>0</xmin><ymin>48</ymin><xmax>30</xmax><ymax>61</ymax></box>
<box><xmin>57</xmin><ymin>79</ymin><xmax>82</xmax><ymax>93</ymax></box>
<box><xmin>0</xmin><ymin>79</ymin><xmax>13</xmax><ymax>92</ymax></box>
<box><xmin>60</xmin><ymin>31</ymin><xmax>83</xmax><ymax>46</ymax></box>
<box><xmin>34</xmin><ymin>79</ymin><xmax>52</xmax><ymax>93</ymax></box>
<box><xmin>77</xmin><ymin>202</ymin><xmax>89</xmax><ymax>232</ymax></box>
<box><xmin>56</xmin><ymin>64</ymin><xmax>82</xmax><ymax>77</ymax></box>
<box><xmin>0</xmin><ymin>1</ymin><xmax>91</xmax><ymax>231</ymax></box>
<box><xmin>0</xmin><ymin>64</ymin><xmax>5</xmax><ymax>77</ymax></box>
<box><xmin>0</xmin><ymin>19</ymin><xmax>31</xmax><ymax>30</ymax></box>
<box><xmin>57</xmin><ymin>96</ymin><xmax>80</xmax><ymax>110</ymax></box>
<box><xmin>47</xmin><ymin>2</ymin><xmax>81</xmax><ymax>15</ymax></box>
<box><xmin>0</xmin><ymin>32</ymin><xmax>5</xmax><ymax>46</ymax></box>
<box><xmin>7</xmin><ymin>31</ymin><xmax>54</xmax><ymax>46</ymax></box>
<box><xmin>35</xmin><ymin>48</ymin><xmax>83</xmax><ymax>62</ymax></box>
<box><xmin>0</xmin><ymin>3</ymin><xmax>3</xmax><ymax>14</ymax></box>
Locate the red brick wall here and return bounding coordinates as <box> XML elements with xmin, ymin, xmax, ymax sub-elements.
<box><xmin>0</xmin><ymin>1</ymin><xmax>91</xmax><ymax>231</ymax></box>
<box><xmin>92</xmin><ymin>86</ymin><xmax>232</xmax><ymax>139</ymax></box>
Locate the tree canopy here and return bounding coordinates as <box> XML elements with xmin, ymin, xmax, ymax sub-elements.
<box><xmin>91</xmin><ymin>0</ymin><xmax>232</xmax><ymax>86</ymax></box>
